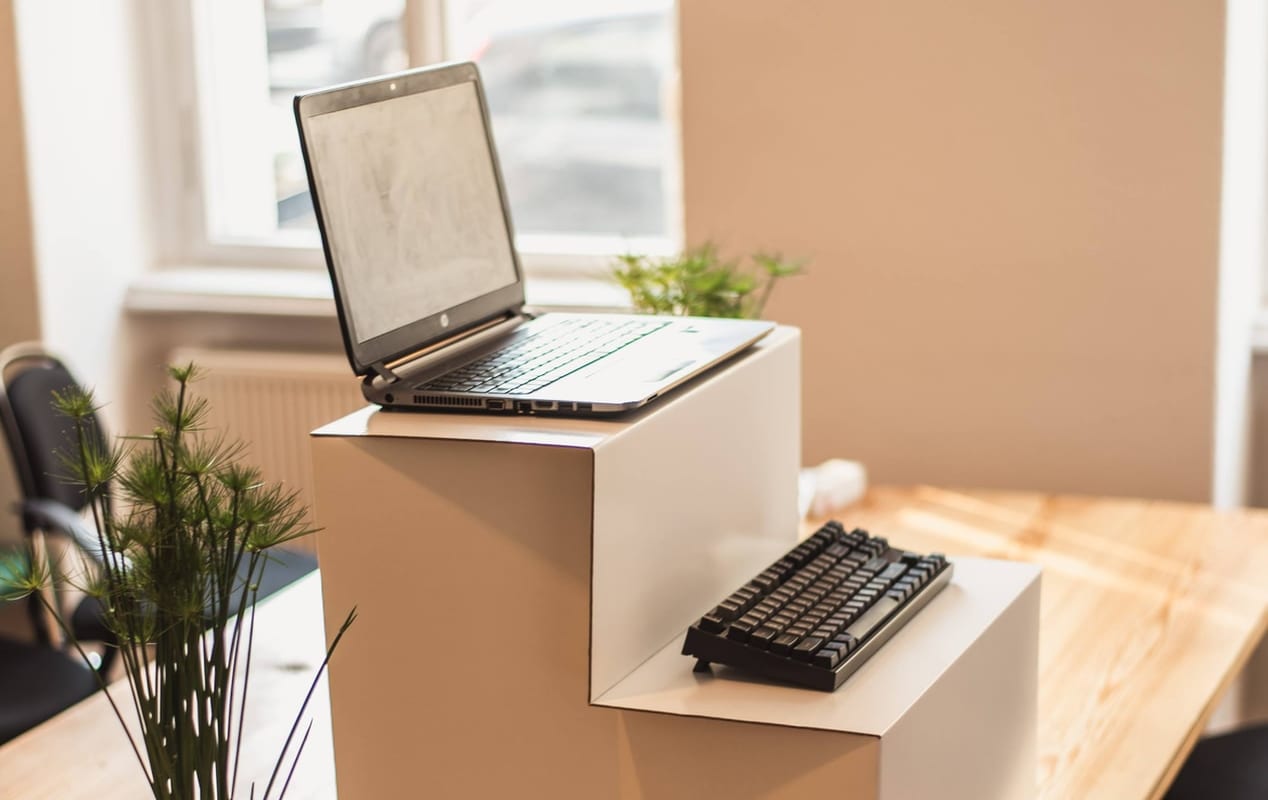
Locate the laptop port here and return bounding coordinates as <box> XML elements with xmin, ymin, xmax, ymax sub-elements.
<box><xmin>558</xmin><ymin>402</ymin><xmax>575</xmax><ymax>412</ymax></box>
<box><xmin>486</xmin><ymin>400</ymin><xmax>505</xmax><ymax>410</ymax></box>
<box><xmin>533</xmin><ymin>401</ymin><xmax>555</xmax><ymax>410</ymax></box>
<box><xmin>515</xmin><ymin>401</ymin><xmax>532</xmax><ymax>413</ymax></box>
<box><xmin>578</xmin><ymin>403</ymin><xmax>593</xmax><ymax>412</ymax></box>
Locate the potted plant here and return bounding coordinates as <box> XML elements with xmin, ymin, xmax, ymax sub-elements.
<box><xmin>612</xmin><ymin>243</ymin><xmax>804</xmax><ymax>319</ymax></box>
<box><xmin>9</xmin><ymin>364</ymin><xmax>353</xmax><ymax>800</ymax></box>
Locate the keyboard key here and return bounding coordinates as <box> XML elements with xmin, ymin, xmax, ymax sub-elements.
<box><xmin>771</xmin><ymin>633</ymin><xmax>800</xmax><ymax>655</ymax></box>
<box><xmin>793</xmin><ymin>637</ymin><xmax>825</xmax><ymax>660</ymax></box>
<box><xmin>879</xmin><ymin>562</ymin><xmax>908</xmax><ymax>581</ymax></box>
<box><xmin>699</xmin><ymin>612</ymin><xmax>727</xmax><ymax>633</ymax></box>
<box><xmin>812</xmin><ymin>648</ymin><xmax>842</xmax><ymax>669</ymax></box>
<box><xmin>746</xmin><ymin>622</ymin><xmax>775</xmax><ymax>642</ymax></box>
<box><xmin>862</xmin><ymin>556</ymin><xmax>889</xmax><ymax>573</ymax></box>
<box><xmin>844</xmin><ymin>597</ymin><xmax>901</xmax><ymax>641</ymax></box>
<box><xmin>810</xmin><ymin>528</ymin><xmax>836</xmax><ymax>546</ymax></box>
<box><xmin>832</xmin><ymin>632</ymin><xmax>860</xmax><ymax>654</ymax></box>
<box><xmin>770</xmin><ymin>613</ymin><xmax>796</xmax><ymax>629</ymax></box>
<box><xmin>753</xmin><ymin>600</ymin><xmax>779</xmax><ymax>617</ymax></box>
<box><xmin>753</xmin><ymin>571</ymin><xmax>779</xmax><ymax>590</ymax></box>
<box><xmin>825</xmin><ymin>542</ymin><xmax>850</xmax><ymax>558</ymax></box>
<box><xmin>810</xmin><ymin>600</ymin><xmax>837</xmax><ymax>616</ymax></box>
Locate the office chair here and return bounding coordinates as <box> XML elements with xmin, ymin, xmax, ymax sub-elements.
<box><xmin>1165</xmin><ymin>723</ymin><xmax>1268</xmax><ymax>799</ymax></box>
<box><xmin>0</xmin><ymin>342</ymin><xmax>118</xmax><ymax>668</ymax></box>
<box><xmin>0</xmin><ymin>634</ymin><xmax>98</xmax><ymax>744</ymax></box>
<box><xmin>0</xmin><ymin>342</ymin><xmax>318</xmax><ymax>673</ymax></box>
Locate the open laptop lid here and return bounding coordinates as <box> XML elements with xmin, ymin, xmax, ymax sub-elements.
<box><xmin>294</xmin><ymin>62</ymin><xmax>525</xmax><ymax>377</ymax></box>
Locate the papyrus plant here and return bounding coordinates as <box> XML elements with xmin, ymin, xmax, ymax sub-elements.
<box><xmin>9</xmin><ymin>364</ymin><xmax>353</xmax><ymax>800</ymax></box>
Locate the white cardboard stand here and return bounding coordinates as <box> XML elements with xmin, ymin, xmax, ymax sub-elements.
<box><xmin>310</xmin><ymin>327</ymin><xmax>1039</xmax><ymax>799</ymax></box>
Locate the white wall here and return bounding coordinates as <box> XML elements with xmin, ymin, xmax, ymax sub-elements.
<box><xmin>1213</xmin><ymin>0</ymin><xmax>1268</xmax><ymax>508</ymax></box>
<box><xmin>13</xmin><ymin>0</ymin><xmax>155</xmax><ymax>425</ymax></box>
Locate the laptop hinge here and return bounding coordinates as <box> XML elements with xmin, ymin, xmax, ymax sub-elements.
<box><xmin>367</xmin><ymin>311</ymin><xmax>525</xmax><ymax>389</ymax></box>
<box><xmin>369</xmin><ymin>362</ymin><xmax>400</xmax><ymax>384</ymax></box>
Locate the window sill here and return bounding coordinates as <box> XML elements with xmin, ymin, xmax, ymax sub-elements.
<box><xmin>125</xmin><ymin>267</ymin><xmax>632</xmax><ymax>318</ymax></box>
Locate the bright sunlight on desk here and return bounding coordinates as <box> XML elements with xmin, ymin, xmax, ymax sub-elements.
<box><xmin>4</xmin><ymin>488</ymin><xmax>1268</xmax><ymax>799</ymax></box>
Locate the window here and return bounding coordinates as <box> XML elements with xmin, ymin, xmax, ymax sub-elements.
<box><xmin>166</xmin><ymin>0</ymin><xmax>680</xmax><ymax>276</ymax></box>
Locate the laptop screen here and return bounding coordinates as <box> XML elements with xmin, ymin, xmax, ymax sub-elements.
<box><xmin>301</xmin><ymin>74</ymin><xmax>520</xmax><ymax>351</ymax></box>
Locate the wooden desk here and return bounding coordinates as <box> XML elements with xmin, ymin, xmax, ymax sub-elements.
<box><xmin>0</xmin><ymin>572</ymin><xmax>337</xmax><ymax>800</ymax></box>
<box><xmin>825</xmin><ymin>487</ymin><xmax>1268</xmax><ymax>800</ymax></box>
<box><xmin>4</xmin><ymin>487</ymin><xmax>1268</xmax><ymax>799</ymax></box>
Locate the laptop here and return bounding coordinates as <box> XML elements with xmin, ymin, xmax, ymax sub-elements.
<box><xmin>294</xmin><ymin>61</ymin><xmax>774</xmax><ymax>416</ymax></box>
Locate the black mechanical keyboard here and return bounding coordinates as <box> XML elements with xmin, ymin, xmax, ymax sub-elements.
<box><xmin>682</xmin><ymin>521</ymin><xmax>952</xmax><ymax>691</ymax></box>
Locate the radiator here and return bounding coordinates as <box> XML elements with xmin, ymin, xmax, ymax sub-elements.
<box><xmin>168</xmin><ymin>349</ymin><xmax>365</xmax><ymax>554</ymax></box>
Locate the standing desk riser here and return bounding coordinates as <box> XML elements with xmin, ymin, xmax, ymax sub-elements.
<box><xmin>310</xmin><ymin>327</ymin><xmax>1038</xmax><ymax>798</ymax></box>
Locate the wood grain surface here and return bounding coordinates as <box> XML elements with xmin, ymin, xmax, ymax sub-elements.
<box><xmin>5</xmin><ymin>487</ymin><xmax>1268</xmax><ymax>799</ymax></box>
<box><xmin>808</xmin><ymin>487</ymin><xmax>1268</xmax><ymax>800</ymax></box>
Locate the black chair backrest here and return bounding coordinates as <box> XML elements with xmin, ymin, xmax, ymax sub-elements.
<box><xmin>0</xmin><ymin>350</ymin><xmax>107</xmax><ymax>513</ymax></box>
<box><xmin>0</xmin><ymin>345</ymin><xmax>121</xmax><ymax>658</ymax></box>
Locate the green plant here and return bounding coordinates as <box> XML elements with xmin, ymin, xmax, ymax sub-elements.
<box><xmin>612</xmin><ymin>243</ymin><xmax>804</xmax><ymax>319</ymax></box>
<box><xmin>7</xmin><ymin>365</ymin><xmax>353</xmax><ymax>800</ymax></box>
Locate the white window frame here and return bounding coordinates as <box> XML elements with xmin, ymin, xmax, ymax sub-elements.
<box><xmin>140</xmin><ymin>0</ymin><xmax>682</xmax><ymax>285</ymax></box>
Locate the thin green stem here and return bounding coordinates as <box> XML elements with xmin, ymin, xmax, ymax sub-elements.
<box><xmin>263</xmin><ymin>608</ymin><xmax>356</xmax><ymax>800</ymax></box>
<box><xmin>34</xmin><ymin>592</ymin><xmax>154</xmax><ymax>789</ymax></box>
<box><xmin>276</xmin><ymin>721</ymin><xmax>313</xmax><ymax>800</ymax></box>
<box><xmin>231</xmin><ymin>573</ymin><xmax>261</xmax><ymax>798</ymax></box>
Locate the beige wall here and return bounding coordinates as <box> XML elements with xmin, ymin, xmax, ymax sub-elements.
<box><xmin>681</xmin><ymin>1</ymin><xmax>1225</xmax><ymax>500</ymax></box>
<box><xmin>0</xmin><ymin>2</ymin><xmax>35</xmax><ymax>341</ymax></box>
<box><xmin>0</xmin><ymin>0</ymin><xmax>39</xmax><ymax>544</ymax></box>
<box><xmin>0</xmin><ymin>3</ymin><xmax>1232</xmax><ymax>506</ymax></box>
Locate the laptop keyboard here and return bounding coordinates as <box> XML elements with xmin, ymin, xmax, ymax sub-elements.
<box><xmin>419</xmin><ymin>317</ymin><xmax>669</xmax><ymax>395</ymax></box>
